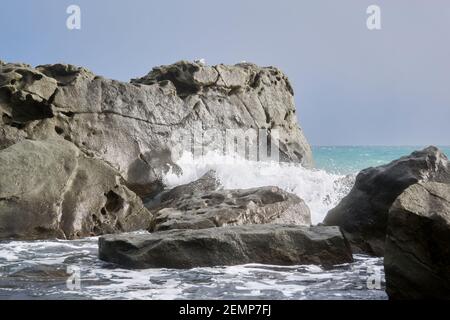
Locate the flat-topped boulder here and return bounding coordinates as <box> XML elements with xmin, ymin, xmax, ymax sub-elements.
<box><xmin>99</xmin><ymin>224</ymin><xmax>353</xmax><ymax>269</ymax></box>
<box><xmin>385</xmin><ymin>182</ymin><xmax>450</xmax><ymax>300</ymax></box>
<box><xmin>324</xmin><ymin>146</ymin><xmax>450</xmax><ymax>256</ymax></box>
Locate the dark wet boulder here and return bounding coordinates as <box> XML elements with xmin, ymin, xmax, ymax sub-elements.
<box><xmin>99</xmin><ymin>224</ymin><xmax>353</xmax><ymax>269</ymax></box>
<box><xmin>324</xmin><ymin>146</ymin><xmax>450</xmax><ymax>256</ymax></box>
<box><xmin>385</xmin><ymin>182</ymin><xmax>450</xmax><ymax>300</ymax></box>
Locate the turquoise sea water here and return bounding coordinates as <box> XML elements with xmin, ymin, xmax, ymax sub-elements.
<box><xmin>313</xmin><ymin>146</ymin><xmax>450</xmax><ymax>175</ymax></box>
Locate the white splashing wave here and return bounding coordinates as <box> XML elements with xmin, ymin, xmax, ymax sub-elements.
<box><xmin>163</xmin><ymin>152</ymin><xmax>355</xmax><ymax>224</ymax></box>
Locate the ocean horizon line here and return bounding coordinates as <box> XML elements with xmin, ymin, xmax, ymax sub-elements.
<box><xmin>312</xmin><ymin>145</ymin><xmax>450</xmax><ymax>148</ymax></box>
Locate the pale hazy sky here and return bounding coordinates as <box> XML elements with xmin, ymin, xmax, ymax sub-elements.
<box><xmin>1</xmin><ymin>0</ymin><xmax>449</xmax><ymax>146</ymax></box>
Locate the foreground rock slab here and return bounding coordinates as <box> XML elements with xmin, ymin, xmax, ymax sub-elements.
<box><xmin>99</xmin><ymin>224</ymin><xmax>353</xmax><ymax>269</ymax></box>
<box><xmin>385</xmin><ymin>182</ymin><xmax>450</xmax><ymax>300</ymax></box>
<box><xmin>324</xmin><ymin>146</ymin><xmax>450</xmax><ymax>256</ymax></box>
<box><xmin>148</xmin><ymin>171</ymin><xmax>311</xmax><ymax>231</ymax></box>
<box><xmin>0</xmin><ymin>139</ymin><xmax>152</xmax><ymax>240</ymax></box>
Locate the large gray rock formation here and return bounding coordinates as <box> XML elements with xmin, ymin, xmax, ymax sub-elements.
<box><xmin>99</xmin><ymin>224</ymin><xmax>353</xmax><ymax>269</ymax></box>
<box><xmin>0</xmin><ymin>139</ymin><xmax>152</xmax><ymax>240</ymax></box>
<box><xmin>324</xmin><ymin>146</ymin><xmax>450</xmax><ymax>256</ymax></box>
<box><xmin>385</xmin><ymin>182</ymin><xmax>450</xmax><ymax>300</ymax></box>
<box><xmin>148</xmin><ymin>171</ymin><xmax>311</xmax><ymax>231</ymax></box>
<box><xmin>0</xmin><ymin>61</ymin><xmax>313</xmax><ymax>198</ymax></box>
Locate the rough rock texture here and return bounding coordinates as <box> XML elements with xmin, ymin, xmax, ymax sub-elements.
<box><xmin>0</xmin><ymin>139</ymin><xmax>152</xmax><ymax>240</ymax></box>
<box><xmin>385</xmin><ymin>182</ymin><xmax>450</xmax><ymax>300</ymax></box>
<box><xmin>148</xmin><ymin>171</ymin><xmax>311</xmax><ymax>231</ymax></box>
<box><xmin>0</xmin><ymin>61</ymin><xmax>313</xmax><ymax>198</ymax></box>
<box><xmin>158</xmin><ymin>170</ymin><xmax>222</xmax><ymax>204</ymax></box>
<box><xmin>99</xmin><ymin>224</ymin><xmax>353</xmax><ymax>269</ymax></box>
<box><xmin>324</xmin><ymin>146</ymin><xmax>450</xmax><ymax>256</ymax></box>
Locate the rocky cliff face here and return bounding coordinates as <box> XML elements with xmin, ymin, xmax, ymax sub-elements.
<box><xmin>0</xmin><ymin>60</ymin><xmax>313</xmax><ymax>240</ymax></box>
<box><xmin>0</xmin><ymin>61</ymin><xmax>313</xmax><ymax>198</ymax></box>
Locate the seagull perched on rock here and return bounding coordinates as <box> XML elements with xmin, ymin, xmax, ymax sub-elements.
<box><xmin>194</xmin><ymin>58</ymin><xmax>206</xmax><ymax>65</ymax></box>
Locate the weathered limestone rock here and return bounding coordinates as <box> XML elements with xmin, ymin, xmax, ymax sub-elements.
<box><xmin>324</xmin><ymin>146</ymin><xmax>450</xmax><ymax>256</ymax></box>
<box><xmin>0</xmin><ymin>61</ymin><xmax>313</xmax><ymax>198</ymax></box>
<box><xmin>148</xmin><ymin>171</ymin><xmax>311</xmax><ymax>231</ymax></box>
<box><xmin>0</xmin><ymin>139</ymin><xmax>152</xmax><ymax>240</ymax></box>
<box><xmin>385</xmin><ymin>182</ymin><xmax>450</xmax><ymax>300</ymax></box>
<box><xmin>99</xmin><ymin>224</ymin><xmax>353</xmax><ymax>269</ymax></box>
<box><xmin>158</xmin><ymin>170</ymin><xmax>222</xmax><ymax>204</ymax></box>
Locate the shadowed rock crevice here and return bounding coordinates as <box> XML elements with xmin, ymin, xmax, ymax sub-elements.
<box><xmin>37</xmin><ymin>64</ymin><xmax>89</xmax><ymax>86</ymax></box>
<box><xmin>0</xmin><ymin>64</ymin><xmax>57</xmax><ymax>124</ymax></box>
<box><xmin>104</xmin><ymin>191</ymin><xmax>125</xmax><ymax>213</ymax></box>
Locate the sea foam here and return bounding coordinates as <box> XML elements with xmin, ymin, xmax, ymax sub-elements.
<box><xmin>163</xmin><ymin>152</ymin><xmax>355</xmax><ymax>224</ymax></box>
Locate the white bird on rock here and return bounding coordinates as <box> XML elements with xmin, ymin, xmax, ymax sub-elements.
<box><xmin>194</xmin><ymin>58</ymin><xmax>206</xmax><ymax>65</ymax></box>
